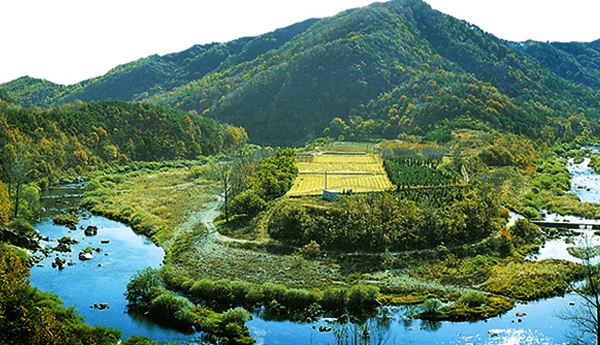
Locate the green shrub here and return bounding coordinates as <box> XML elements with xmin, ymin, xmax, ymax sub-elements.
<box><xmin>297</xmin><ymin>240</ymin><xmax>322</xmax><ymax>259</ymax></box>
<box><xmin>213</xmin><ymin>279</ymin><xmax>234</xmax><ymax>303</ymax></box>
<box><xmin>190</xmin><ymin>279</ymin><xmax>215</xmax><ymax>302</ymax></box>
<box><xmin>122</xmin><ymin>335</ymin><xmax>161</xmax><ymax>345</ymax></box>
<box><xmin>260</xmin><ymin>283</ymin><xmax>287</xmax><ymax>305</ymax></box>
<box><xmin>244</xmin><ymin>285</ymin><xmax>264</xmax><ymax>306</ymax></box>
<box><xmin>196</xmin><ymin>315</ymin><xmax>220</xmax><ymax>334</ymax></box>
<box><xmin>222</xmin><ymin>307</ymin><xmax>252</xmax><ymax>325</ymax></box>
<box><xmin>281</xmin><ymin>288</ymin><xmax>320</xmax><ymax>310</ymax></box>
<box><xmin>457</xmin><ymin>290</ymin><xmax>486</xmax><ymax>308</ymax></box>
<box><xmin>52</xmin><ymin>213</ymin><xmax>80</xmax><ymax>226</ymax></box>
<box><xmin>230</xmin><ymin>280</ymin><xmax>252</xmax><ymax>304</ymax></box>
<box><xmin>148</xmin><ymin>293</ymin><xmax>190</xmax><ymax>323</ymax></box>
<box><xmin>10</xmin><ymin>218</ymin><xmax>36</xmax><ymax>236</ymax></box>
<box><xmin>85</xmin><ymin>179</ymin><xmax>104</xmax><ymax>192</ymax></box>
<box><xmin>347</xmin><ymin>285</ymin><xmax>380</xmax><ymax>311</ymax></box>
<box><xmin>520</xmin><ymin>206</ymin><xmax>542</xmax><ymax>220</ymax></box>
<box><xmin>231</xmin><ymin>190</ymin><xmax>266</xmax><ymax>216</ymax></box>
<box><xmin>321</xmin><ymin>287</ymin><xmax>348</xmax><ymax>310</ymax></box>
<box><xmin>125</xmin><ymin>267</ymin><xmax>162</xmax><ymax>310</ymax></box>
<box><xmin>420</xmin><ymin>298</ymin><xmax>442</xmax><ymax>313</ymax></box>
<box><xmin>120</xmin><ymin>205</ymin><xmax>135</xmax><ymax>219</ymax></box>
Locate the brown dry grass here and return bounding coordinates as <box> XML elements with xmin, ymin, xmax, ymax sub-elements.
<box><xmin>97</xmin><ymin>169</ymin><xmax>221</xmax><ymax>245</ymax></box>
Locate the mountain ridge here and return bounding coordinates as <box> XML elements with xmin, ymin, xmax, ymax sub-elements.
<box><xmin>2</xmin><ymin>0</ymin><xmax>600</xmax><ymax>145</ymax></box>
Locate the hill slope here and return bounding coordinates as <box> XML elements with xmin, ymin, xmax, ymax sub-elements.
<box><xmin>0</xmin><ymin>19</ymin><xmax>318</xmax><ymax>109</ymax></box>
<box><xmin>2</xmin><ymin>0</ymin><xmax>600</xmax><ymax>144</ymax></box>
<box><xmin>0</xmin><ymin>100</ymin><xmax>247</xmax><ymax>182</ymax></box>
<box><xmin>518</xmin><ymin>39</ymin><xmax>600</xmax><ymax>89</ymax></box>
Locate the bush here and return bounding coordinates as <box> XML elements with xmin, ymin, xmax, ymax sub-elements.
<box><xmin>213</xmin><ymin>279</ymin><xmax>234</xmax><ymax>303</ymax></box>
<box><xmin>122</xmin><ymin>335</ymin><xmax>161</xmax><ymax>345</ymax></box>
<box><xmin>148</xmin><ymin>292</ymin><xmax>189</xmax><ymax>319</ymax></box>
<box><xmin>222</xmin><ymin>307</ymin><xmax>252</xmax><ymax>325</ymax></box>
<box><xmin>520</xmin><ymin>206</ymin><xmax>542</xmax><ymax>220</ymax></box>
<box><xmin>281</xmin><ymin>288</ymin><xmax>320</xmax><ymax>310</ymax></box>
<box><xmin>230</xmin><ymin>190</ymin><xmax>266</xmax><ymax>216</ymax></box>
<box><xmin>420</xmin><ymin>298</ymin><xmax>442</xmax><ymax>313</ymax></box>
<box><xmin>321</xmin><ymin>287</ymin><xmax>348</xmax><ymax>310</ymax></box>
<box><xmin>457</xmin><ymin>290</ymin><xmax>486</xmax><ymax>308</ymax></box>
<box><xmin>10</xmin><ymin>218</ymin><xmax>36</xmax><ymax>236</ymax></box>
<box><xmin>267</xmin><ymin>204</ymin><xmax>307</xmax><ymax>245</ymax></box>
<box><xmin>297</xmin><ymin>240</ymin><xmax>321</xmax><ymax>259</ymax></box>
<box><xmin>261</xmin><ymin>283</ymin><xmax>288</xmax><ymax>305</ymax></box>
<box><xmin>125</xmin><ymin>267</ymin><xmax>162</xmax><ymax>310</ymax></box>
<box><xmin>190</xmin><ymin>279</ymin><xmax>215</xmax><ymax>302</ymax></box>
<box><xmin>510</xmin><ymin>219</ymin><xmax>540</xmax><ymax>241</ymax></box>
<box><xmin>347</xmin><ymin>285</ymin><xmax>380</xmax><ymax>311</ymax></box>
<box><xmin>230</xmin><ymin>280</ymin><xmax>252</xmax><ymax>304</ymax></box>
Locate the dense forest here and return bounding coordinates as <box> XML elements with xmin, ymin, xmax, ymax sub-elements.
<box><xmin>0</xmin><ymin>100</ymin><xmax>247</xmax><ymax>183</ymax></box>
<box><xmin>2</xmin><ymin>0</ymin><xmax>600</xmax><ymax>145</ymax></box>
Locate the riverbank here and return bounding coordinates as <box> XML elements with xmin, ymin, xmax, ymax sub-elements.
<box><xmin>44</xmin><ymin>142</ymin><xmax>600</xmax><ymax>344</ymax></box>
<box><xmin>80</xmin><ymin>166</ymin><xmax>582</xmax><ymax>314</ymax></box>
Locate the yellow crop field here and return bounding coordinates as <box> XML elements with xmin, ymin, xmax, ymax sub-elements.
<box><xmin>287</xmin><ymin>153</ymin><xmax>394</xmax><ymax>196</ymax></box>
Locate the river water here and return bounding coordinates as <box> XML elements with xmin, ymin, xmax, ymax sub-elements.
<box><xmin>29</xmin><ymin>158</ymin><xmax>600</xmax><ymax>345</ymax></box>
<box><xmin>29</xmin><ymin>185</ymin><xmax>196</xmax><ymax>343</ymax></box>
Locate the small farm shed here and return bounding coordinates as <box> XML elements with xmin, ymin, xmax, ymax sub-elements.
<box><xmin>323</xmin><ymin>189</ymin><xmax>341</xmax><ymax>201</ymax></box>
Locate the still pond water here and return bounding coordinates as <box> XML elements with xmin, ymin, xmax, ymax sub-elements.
<box><xmin>29</xmin><ymin>158</ymin><xmax>600</xmax><ymax>344</ymax></box>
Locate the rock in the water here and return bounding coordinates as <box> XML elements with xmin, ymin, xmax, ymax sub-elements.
<box><xmin>318</xmin><ymin>325</ymin><xmax>332</xmax><ymax>332</ymax></box>
<box><xmin>78</xmin><ymin>251</ymin><xmax>94</xmax><ymax>261</ymax></box>
<box><xmin>84</xmin><ymin>226</ymin><xmax>98</xmax><ymax>236</ymax></box>
<box><xmin>52</xmin><ymin>257</ymin><xmax>66</xmax><ymax>270</ymax></box>
<box><xmin>93</xmin><ymin>303</ymin><xmax>110</xmax><ymax>310</ymax></box>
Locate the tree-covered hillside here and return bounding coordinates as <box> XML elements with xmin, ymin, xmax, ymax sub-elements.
<box><xmin>519</xmin><ymin>39</ymin><xmax>600</xmax><ymax>89</ymax></box>
<box><xmin>149</xmin><ymin>0</ymin><xmax>600</xmax><ymax>144</ymax></box>
<box><xmin>0</xmin><ymin>18</ymin><xmax>318</xmax><ymax>109</ymax></box>
<box><xmin>0</xmin><ymin>100</ymin><xmax>247</xmax><ymax>182</ymax></box>
<box><xmin>2</xmin><ymin>0</ymin><xmax>600</xmax><ymax>145</ymax></box>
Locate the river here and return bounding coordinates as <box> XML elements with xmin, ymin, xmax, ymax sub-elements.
<box><xmin>29</xmin><ymin>184</ymin><xmax>196</xmax><ymax>343</ymax></box>
<box><xmin>29</xmin><ymin>158</ymin><xmax>600</xmax><ymax>345</ymax></box>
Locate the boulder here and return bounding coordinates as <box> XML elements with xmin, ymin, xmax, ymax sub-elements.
<box><xmin>78</xmin><ymin>251</ymin><xmax>94</xmax><ymax>261</ymax></box>
<box><xmin>52</xmin><ymin>257</ymin><xmax>66</xmax><ymax>270</ymax></box>
<box><xmin>84</xmin><ymin>226</ymin><xmax>98</xmax><ymax>236</ymax></box>
<box><xmin>58</xmin><ymin>236</ymin><xmax>79</xmax><ymax>245</ymax></box>
<box><xmin>53</xmin><ymin>243</ymin><xmax>73</xmax><ymax>253</ymax></box>
<box><xmin>93</xmin><ymin>303</ymin><xmax>110</xmax><ymax>310</ymax></box>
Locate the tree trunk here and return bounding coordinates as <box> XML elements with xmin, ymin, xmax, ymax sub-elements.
<box><xmin>225</xmin><ymin>188</ymin><xmax>229</xmax><ymax>223</ymax></box>
<box><xmin>13</xmin><ymin>184</ymin><xmax>20</xmax><ymax>218</ymax></box>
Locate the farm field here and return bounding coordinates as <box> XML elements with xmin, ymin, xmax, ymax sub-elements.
<box><xmin>287</xmin><ymin>152</ymin><xmax>394</xmax><ymax>196</ymax></box>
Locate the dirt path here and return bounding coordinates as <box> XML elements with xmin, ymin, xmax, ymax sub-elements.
<box><xmin>199</xmin><ymin>194</ymin><xmax>223</xmax><ymax>235</ymax></box>
<box><xmin>164</xmin><ymin>193</ymin><xmax>224</xmax><ymax>249</ymax></box>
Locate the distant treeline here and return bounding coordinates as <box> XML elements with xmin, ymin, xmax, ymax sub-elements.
<box><xmin>0</xmin><ymin>99</ymin><xmax>247</xmax><ymax>183</ymax></box>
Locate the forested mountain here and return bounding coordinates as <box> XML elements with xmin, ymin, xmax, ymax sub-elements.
<box><xmin>0</xmin><ymin>100</ymin><xmax>247</xmax><ymax>182</ymax></box>
<box><xmin>2</xmin><ymin>0</ymin><xmax>600</xmax><ymax>145</ymax></box>
<box><xmin>0</xmin><ymin>18</ymin><xmax>319</xmax><ymax>109</ymax></box>
<box><xmin>518</xmin><ymin>39</ymin><xmax>600</xmax><ymax>89</ymax></box>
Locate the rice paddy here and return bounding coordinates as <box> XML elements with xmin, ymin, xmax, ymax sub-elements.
<box><xmin>287</xmin><ymin>152</ymin><xmax>394</xmax><ymax>196</ymax></box>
